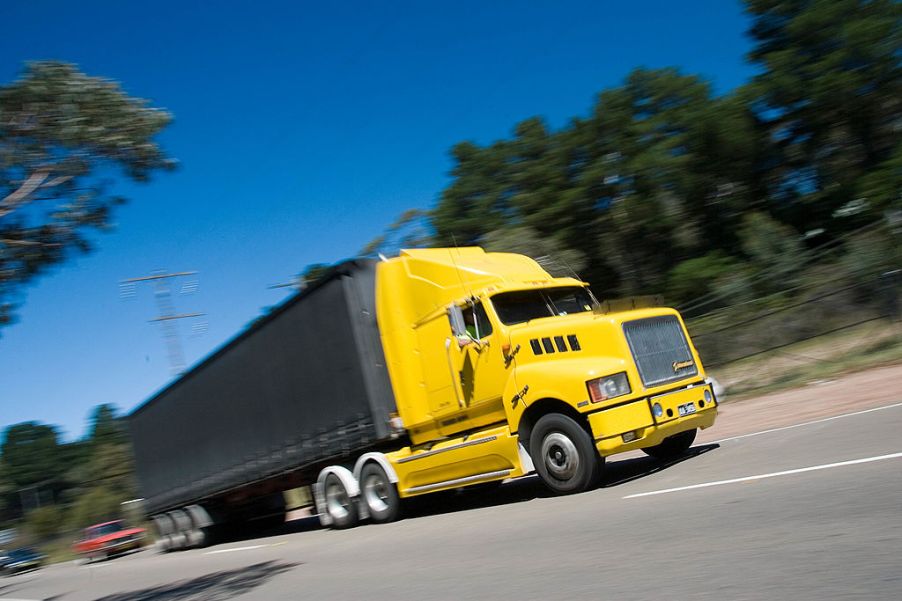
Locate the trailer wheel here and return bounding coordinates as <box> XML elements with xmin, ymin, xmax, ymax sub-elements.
<box><xmin>324</xmin><ymin>472</ymin><xmax>359</xmax><ymax>529</ymax></box>
<box><xmin>530</xmin><ymin>413</ymin><xmax>602</xmax><ymax>494</ymax></box>
<box><xmin>642</xmin><ymin>428</ymin><xmax>697</xmax><ymax>461</ymax></box>
<box><xmin>360</xmin><ymin>462</ymin><xmax>401</xmax><ymax>523</ymax></box>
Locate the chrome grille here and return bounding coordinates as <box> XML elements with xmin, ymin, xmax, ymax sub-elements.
<box><xmin>623</xmin><ymin>316</ymin><xmax>697</xmax><ymax>387</ymax></box>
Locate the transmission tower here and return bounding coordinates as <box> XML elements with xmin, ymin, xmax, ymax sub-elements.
<box><xmin>120</xmin><ymin>270</ymin><xmax>205</xmax><ymax>375</ymax></box>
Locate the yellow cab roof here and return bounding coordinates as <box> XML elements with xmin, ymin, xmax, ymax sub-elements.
<box><xmin>383</xmin><ymin>247</ymin><xmax>585</xmax><ymax>324</ymax></box>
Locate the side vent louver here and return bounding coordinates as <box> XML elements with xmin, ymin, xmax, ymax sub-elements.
<box><xmin>529</xmin><ymin>334</ymin><xmax>582</xmax><ymax>355</ymax></box>
<box><xmin>567</xmin><ymin>334</ymin><xmax>581</xmax><ymax>351</ymax></box>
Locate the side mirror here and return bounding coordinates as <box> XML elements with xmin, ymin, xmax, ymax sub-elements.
<box><xmin>448</xmin><ymin>304</ymin><xmax>475</xmax><ymax>348</ymax></box>
<box><xmin>448</xmin><ymin>304</ymin><xmax>467</xmax><ymax>337</ymax></box>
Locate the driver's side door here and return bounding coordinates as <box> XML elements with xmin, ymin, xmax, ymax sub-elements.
<box><xmin>458</xmin><ymin>300</ymin><xmax>507</xmax><ymax>426</ymax></box>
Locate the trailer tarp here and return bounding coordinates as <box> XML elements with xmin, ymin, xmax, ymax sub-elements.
<box><xmin>128</xmin><ymin>260</ymin><xmax>396</xmax><ymax>515</ymax></box>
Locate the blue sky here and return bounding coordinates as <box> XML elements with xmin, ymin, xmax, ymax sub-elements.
<box><xmin>0</xmin><ymin>1</ymin><xmax>755</xmax><ymax>441</ymax></box>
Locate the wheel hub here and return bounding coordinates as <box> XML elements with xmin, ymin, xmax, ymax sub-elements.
<box><xmin>364</xmin><ymin>474</ymin><xmax>390</xmax><ymax>513</ymax></box>
<box><xmin>325</xmin><ymin>479</ymin><xmax>351</xmax><ymax>519</ymax></box>
<box><xmin>542</xmin><ymin>432</ymin><xmax>580</xmax><ymax>480</ymax></box>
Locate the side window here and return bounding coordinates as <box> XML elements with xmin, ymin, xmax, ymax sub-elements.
<box><xmin>466</xmin><ymin>301</ymin><xmax>493</xmax><ymax>339</ymax></box>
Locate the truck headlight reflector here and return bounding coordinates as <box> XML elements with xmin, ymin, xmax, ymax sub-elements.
<box><xmin>652</xmin><ymin>402</ymin><xmax>663</xmax><ymax>418</ymax></box>
<box><xmin>587</xmin><ymin>372</ymin><xmax>631</xmax><ymax>403</ymax></box>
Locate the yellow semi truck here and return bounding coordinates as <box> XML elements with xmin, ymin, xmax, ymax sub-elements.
<box><xmin>130</xmin><ymin>248</ymin><xmax>717</xmax><ymax>545</ymax></box>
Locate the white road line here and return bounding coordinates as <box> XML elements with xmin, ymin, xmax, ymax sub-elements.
<box><xmin>205</xmin><ymin>544</ymin><xmax>268</xmax><ymax>555</ymax></box>
<box><xmin>708</xmin><ymin>401</ymin><xmax>902</xmax><ymax>445</ymax></box>
<box><xmin>624</xmin><ymin>451</ymin><xmax>902</xmax><ymax>499</ymax></box>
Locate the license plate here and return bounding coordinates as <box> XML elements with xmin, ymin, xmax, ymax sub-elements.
<box><xmin>678</xmin><ymin>402</ymin><xmax>696</xmax><ymax>416</ymax></box>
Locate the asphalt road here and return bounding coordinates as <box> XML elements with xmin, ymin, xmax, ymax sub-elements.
<box><xmin>3</xmin><ymin>401</ymin><xmax>901</xmax><ymax>601</ymax></box>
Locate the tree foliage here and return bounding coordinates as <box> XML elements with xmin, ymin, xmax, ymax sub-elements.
<box><xmin>0</xmin><ymin>422</ymin><xmax>67</xmax><ymax>489</ymax></box>
<box><xmin>0</xmin><ymin>61</ymin><xmax>174</xmax><ymax>329</ymax></box>
<box><xmin>423</xmin><ymin>0</ymin><xmax>899</xmax><ymax>306</ymax></box>
<box><xmin>24</xmin><ymin>505</ymin><xmax>64</xmax><ymax>541</ymax></box>
<box><xmin>0</xmin><ymin>404</ymin><xmax>138</xmax><ymax>534</ymax></box>
<box><xmin>67</xmin><ymin>404</ymin><xmax>137</xmax><ymax>529</ymax></box>
<box><xmin>744</xmin><ymin>0</ymin><xmax>901</xmax><ymax>228</ymax></box>
<box><xmin>481</xmin><ymin>226</ymin><xmax>587</xmax><ymax>278</ymax></box>
<box><xmin>88</xmin><ymin>403</ymin><xmax>128</xmax><ymax>448</ymax></box>
<box><xmin>666</xmin><ymin>252</ymin><xmax>743</xmax><ymax>307</ymax></box>
<box><xmin>433</xmin><ymin>67</ymin><xmax>762</xmax><ymax>295</ymax></box>
<box><xmin>67</xmin><ymin>486</ymin><xmax>124</xmax><ymax>531</ymax></box>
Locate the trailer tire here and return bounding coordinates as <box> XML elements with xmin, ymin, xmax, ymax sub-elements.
<box><xmin>360</xmin><ymin>462</ymin><xmax>401</xmax><ymax>523</ymax></box>
<box><xmin>323</xmin><ymin>472</ymin><xmax>359</xmax><ymax>529</ymax></box>
<box><xmin>530</xmin><ymin>413</ymin><xmax>602</xmax><ymax>494</ymax></box>
<box><xmin>642</xmin><ymin>428</ymin><xmax>697</xmax><ymax>461</ymax></box>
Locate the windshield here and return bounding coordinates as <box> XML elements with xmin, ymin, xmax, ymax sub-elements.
<box><xmin>90</xmin><ymin>522</ymin><xmax>124</xmax><ymax>537</ymax></box>
<box><xmin>491</xmin><ymin>287</ymin><xmax>595</xmax><ymax>325</ymax></box>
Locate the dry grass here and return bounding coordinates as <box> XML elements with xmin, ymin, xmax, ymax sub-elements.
<box><xmin>708</xmin><ymin>319</ymin><xmax>902</xmax><ymax>400</ymax></box>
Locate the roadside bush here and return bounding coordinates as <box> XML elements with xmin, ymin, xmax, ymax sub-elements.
<box><xmin>666</xmin><ymin>251</ymin><xmax>741</xmax><ymax>306</ymax></box>
<box><xmin>739</xmin><ymin>212</ymin><xmax>806</xmax><ymax>292</ymax></box>
<box><xmin>68</xmin><ymin>486</ymin><xmax>122</xmax><ymax>530</ymax></box>
<box><xmin>24</xmin><ymin>505</ymin><xmax>65</xmax><ymax>541</ymax></box>
<box><xmin>840</xmin><ymin>230</ymin><xmax>900</xmax><ymax>283</ymax></box>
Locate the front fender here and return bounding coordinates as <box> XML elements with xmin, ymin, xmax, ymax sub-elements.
<box><xmin>504</xmin><ymin>356</ymin><xmax>631</xmax><ymax>430</ymax></box>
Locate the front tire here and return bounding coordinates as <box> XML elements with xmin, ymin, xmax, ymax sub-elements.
<box><xmin>530</xmin><ymin>413</ymin><xmax>602</xmax><ymax>494</ymax></box>
<box><xmin>642</xmin><ymin>428</ymin><xmax>697</xmax><ymax>461</ymax></box>
<box><xmin>360</xmin><ymin>462</ymin><xmax>401</xmax><ymax>523</ymax></box>
<box><xmin>323</xmin><ymin>472</ymin><xmax>359</xmax><ymax>529</ymax></box>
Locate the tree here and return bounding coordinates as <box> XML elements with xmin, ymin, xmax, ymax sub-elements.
<box><xmin>744</xmin><ymin>0</ymin><xmax>901</xmax><ymax>231</ymax></box>
<box><xmin>360</xmin><ymin>208</ymin><xmax>433</xmax><ymax>257</ymax></box>
<box><xmin>666</xmin><ymin>252</ymin><xmax>743</xmax><ymax>307</ymax></box>
<box><xmin>0</xmin><ymin>61</ymin><xmax>174</xmax><ymax>329</ymax></box>
<box><xmin>0</xmin><ymin>473</ymin><xmax>11</xmax><ymax>524</ymax></box>
<box><xmin>739</xmin><ymin>211</ymin><xmax>806</xmax><ymax>293</ymax></box>
<box><xmin>579</xmin><ymin>68</ymin><xmax>733</xmax><ymax>293</ymax></box>
<box><xmin>0</xmin><ymin>422</ymin><xmax>66</xmax><ymax>489</ymax></box>
<box><xmin>64</xmin><ymin>438</ymin><xmax>138</xmax><ymax>529</ymax></box>
<box><xmin>87</xmin><ymin>404</ymin><xmax>127</xmax><ymax>448</ymax></box>
<box><xmin>0</xmin><ymin>422</ymin><xmax>70</xmax><ymax>517</ymax></box>
<box><xmin>24</xmin><ymin>505</ymin><xmax>64</xmax><ymax>540</ymax></box>
<box><xmin>855</xmin><ymin>141</ymin><xmax>902</xmax><ymax>213</ymax></box>
<box><xmin>432</xmin><ymin>140</ymin><xmax>515</xmax><ymax>246</ymax></box>
<box><xmin>481</xmin><ymin>226</ymin><xmax>587</xmax><ymax>278</ymax></box>
<box><xmin>430</xmin><ymin>67</ymin><xmax>763</xmax><ymax>296</ymax></box>
<box><xmin>392</xmin><ymin>4</ymin><xmax>898</xmax><ymax>305</ymax></box>
<box><xmin>62</xmin><ymin>404</ymin><xmax>138</xmax><ymax>528</ymax></box>
<box><xmin>68</xmin><ymin>486</ymin><xmax>124</xmax><ymax>530</ymax></box>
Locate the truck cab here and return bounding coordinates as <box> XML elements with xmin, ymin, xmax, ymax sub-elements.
<box><xmin>367</xmin><ymin>247</ymin><xmax>716</xmax><ymax>501</ymax></box>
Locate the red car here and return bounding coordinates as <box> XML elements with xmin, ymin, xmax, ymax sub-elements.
<box><xmin>73</xmin><ymin>520</ymin><xmax>146</xmax><ymax>561</ymax></box>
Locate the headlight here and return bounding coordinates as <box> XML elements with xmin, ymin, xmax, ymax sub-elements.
<box><xmin>587</xmin><ymin>372</ymin><xmax>631</xmax><ymax>403</ymax></box>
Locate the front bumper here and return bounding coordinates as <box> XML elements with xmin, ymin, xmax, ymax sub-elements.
<box><xmin>588</xmin><ymin>381</ymin><xmax>717</xmax><ymax>456</ymax></box>
<box><xmin>5</xmin><ymin>560</ymin><xmax>41</xmax><ymax>573</ymax></box>
<box><xmin>99</xmin><ymin>538</ymin><xmax>142</xmax><ymax>554</ymax></box>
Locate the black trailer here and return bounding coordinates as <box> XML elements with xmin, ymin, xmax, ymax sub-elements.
<box><xmin>128</xmin><ymin>260</ymin><xmax>397</xmax><ymax>522</ymax></box>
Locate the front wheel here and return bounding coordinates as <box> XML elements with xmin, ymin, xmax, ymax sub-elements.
<box><xmin>530</xmin><ymin>413</ymin><xmax>603</xmax><ymax>494</ymax></box>
<box><xmin>642</xmin><ymin>428</ymin><xmax>697</xmax><ymax>461</ymax></box>
<box><xmin>360</xmin><ymin>462</ymin><xmax>401</xmax><ymax>524</ymax></box>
